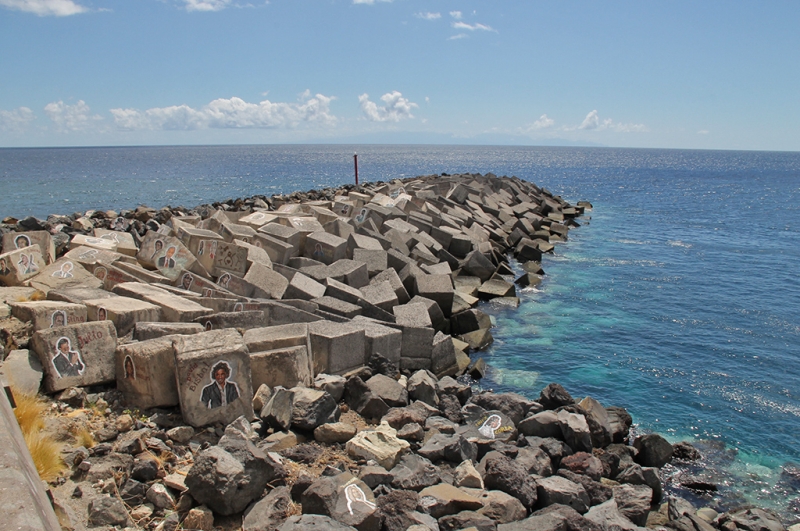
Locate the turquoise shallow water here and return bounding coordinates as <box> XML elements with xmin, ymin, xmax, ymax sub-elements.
<box><xmin>1</xmin><ymin>145</ymin><xmax>799</xmax><ymax>520</ymax></box>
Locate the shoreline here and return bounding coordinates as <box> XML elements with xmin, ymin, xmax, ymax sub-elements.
<box><xmin>1</xmin><ymin>172</ymin><xmax>796</xmax><ymax>529</ymax></box>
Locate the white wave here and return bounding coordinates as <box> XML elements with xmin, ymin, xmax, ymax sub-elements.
<box><xmin>667</xmin><ymin>240</ymin><xmax>693</xmax><ymax>248</ymax></box>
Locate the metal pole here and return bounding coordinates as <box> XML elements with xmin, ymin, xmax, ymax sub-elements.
<box><xmin>354</xmin><ymin>153</ymin><xmax>359</xmax><ymax>185</ymax></box>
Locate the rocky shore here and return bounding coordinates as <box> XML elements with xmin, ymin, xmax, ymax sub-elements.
<box><xmin>0</xmin><ymin>173</ymin><xmax>793</xmax><ymax>531</ymax></box>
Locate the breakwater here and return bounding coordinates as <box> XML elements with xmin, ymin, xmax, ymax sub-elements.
<box><xmin>0</xmin><ymin>172</ymin><xmax>795</xmax><ymax>530</ymax></box>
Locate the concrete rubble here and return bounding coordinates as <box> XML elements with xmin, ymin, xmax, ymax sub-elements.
<box><xmin>0</xmin><ymin>173</ymin><xmax>792</xmax><ymax>531</ymax></box>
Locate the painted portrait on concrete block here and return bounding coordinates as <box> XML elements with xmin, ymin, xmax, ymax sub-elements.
<box><xmin>200</xmin><ymin>360</ymin><xmax>240</xmax><ymax>409</ymax></box>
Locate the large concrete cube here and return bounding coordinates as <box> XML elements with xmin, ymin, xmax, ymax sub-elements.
<box><xmin>250</xmin><ymin>346</ymin><xmax>312</xmax><ymax>390</ymax></box>
<box><xmin>28</xmin><ymin>258</ymin><xmax>104</xmax><ymax>294</ymax></box>
<box><xmin>0</xmin><ymin>244</ymin><xmax>47</xmax><ymax>286</ymax></box>
<box><xmin>308</xmin><ymin>321</ymin><xmax>366</xmax><ymax>376</ymax></box>
<box><xmin>84</xmin><ymin>296</ymin><xmax>162</xmax><ymax>336</ymax></box>
<box><xmin>351</xmin><ymin>317</ymin><xmax>402</xmax><ymax>365</ymax></box>
<box><xmin>173</xmin><ymin>329</ymin><xmax>255</xmax><ymax>427</ymax></box>
<box><xmin>31</xmin><ymin>321</ymin><xmax>118</xmax><ymax>393</ymax></box>
<box><xmin>304</xmin><ymin>232</ymin><xmax>347</xmax><ymax>266</ymax></box>
<box><xmin>112</xmin><ymin>282</ymin><xmax>213</xmax><ymax>323</ymax></box>
<box><xmin>9</xmin><ymin>300</ymin><xmax>88</xmax><ymax>331</ymax></box>
<box><xmin>2</xmin><ymin>231</ymin><xmax>55</xmax><ymax>264</ymax></box>
<box><xmin>116</xmin><ymin>336</ymin><xmax>180</xmax><ymax>409</ymax></box>
<box><xmin>414</xmin><ymin>274</ymin><xmax>455</xmax><ymax>317</ymax></box>
<box><xmin>243</xmin><ymin>262</ymin><xmax>289</xmax><ymax>299</ymax></box>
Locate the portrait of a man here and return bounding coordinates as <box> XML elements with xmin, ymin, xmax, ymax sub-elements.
<box><xmin>0</xmin><ymin>258</ymin><xmax>10</xmax><ymax>276</ymax></box>
<box><xmin>14</xmin><ymin>234</ymin><xmax>31</xmax><ymax>249</ymax></box>
<box><xmin>151</xmin><ymin>239</ymin><xmax>164</xmax><ymax>259</ymax></box>
<box><xmin>52</xmin><ymin>337</ymin><xmax>85</xmax><ymax>378</ymax></box>
<box><xmin>51</xmin><ymin>311</ymin><xmax>67</xmax><ymax>328</ymax></box>
<box><xmin>157</xmin><ymin>246</ymin><xmax>177</xmax><ymax>269</ymax></box>
<box><xmin>51</xmin><ymin>261</ymin><xmax>74</xmax><ymax>279</ymax></box>
<box><xmin>199</xmin><ymin>361</ymin><xmax>240</xmax><ymax>409</ymax></box>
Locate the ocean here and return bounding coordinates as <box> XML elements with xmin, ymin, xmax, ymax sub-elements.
<box><xmin>1</xmin><ymin>145</ymin><xmax>799</xmax><ymax>520</ymax></box>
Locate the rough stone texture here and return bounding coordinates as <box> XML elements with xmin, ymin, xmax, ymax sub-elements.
<box><xmin>389</xmin><ymin>453</ymin><xmax>441</xmax><ymax>492</ymax></box>
<box><xmin>560</xmin><ymin>452</ymin><xmax>604</xmax><ymax>481</ymax></box>
<box><xmin>0</xmin><ymin>349</ymin><xmax>43</xmax><ymax>395</ymax></box>
<box><xmin>278</xmin><ymin>514</ymin><xmax>358</xmax><ymax>531</ymax></box>
<box><xmin>633</xmin><ymin>433</ymin><xmax>674</xmax><ymax>468</ymax></box>
<box><xmin>418</xmin><ymin>483</ymin><xmax>483</xmax><ymax>518</ymax></box>
<box><xmin>584</xmin><ymin>499</ymin><xmax>641</xmax><ymax>531</ymax></box>
<box><xmin>536</xmin><ymin>476</ymin><xmax>590</xmax><ymax>514</ymax></box>
<box><xmin>519</xmin><ymin>411</ymin><xmax>562</xmax><ymax>439</ymax></box>
<box><xmin>186</xmin><ymin>422</ymin><xmax>287</xmax><ymax>515</ymax></box>
<box><xmin>557</xmin><ymin>410</ymin><xmax>593</xmax><ymax>453</ymax></box>
<box><xmin>88</xmin><ymin>496</ymin><xmax>132</xmax><ymax>527</ymax></box>
<box><xmin>418</xmin><ymin>433</ymin><xmax>477</xmax><ymax>464</ymax></box>
<box><xmin>578</xmin><ymin>396</ymin><xmax>613</xmax><ymax>449</ymax></box>
<box><xmin>243</xmin><ymin>486</ymin><xmax>293</xmax><ymax>531</ymax></box>
<box><xmin>133</xmin><ymin>321</ymin><xmax>204</xmax><ymax>341</ymax></box>
<box><xmin>469</xmin><ymin>392</ymin><xmax>539</xmax><ymax>425</ymax></box>
<box><xmin>715</xmin><ymin>508</ymin><xmax>786</xmax><ymax>531</ymax></box>
<box><xmin>481</xmin><ymin>452</ymin><xmax>538</xmax><ymax>509</ymax></box>
<box><xmin>173</xmin><ymin>329</ymin><xmax>255</xmax><ymax>428</ymax></box>
<box><xmin>346</xmin><ymin>421</ymin><xmax>410</xmax><ymax>470</ymax></box>
<box><xmin>366</xmin><ymin>374</ymin><xmax>408</xmax><ymax>407</ymax></box>
<box><xmin>113</xmin><ymin>282</ymin><xmax>213</xmax><ymax>322</ymax></box>
<box><xmin>314</xmin><ymin>422</ymin><xmax>357</xmax><ymax>444</ymax></box>
<box><xmin>9</xmin><ymin>300</ymin><xmax>88</xmax><ymax>331</ymax></box>
<box><xmin>407</xmin><ymin>369</ymin><xmax>439</xmax><ymax>407</ymax></box>
<box><xmin>539</xmin><ymin>383</ymin><xmax>575</xmax><ymax>410</ymax></box>
<box><xmin>251</xmin><ymin>345</ymin><xmax>312</xmax><ymax>391</ymax></box>
<box><xmin>611</xmin><ymin>484</ymin><xmax>653</xmax><ymax>527</ymax></box>
<box><xmin>454</xmin><ymin>460</ymin><xmax>484</xmax><ymax>489</ymax></box>
<box><xmin>290</xmin><ymin>386</ymin><xmax>339</xmax><ymax>431</ymax></box>
<box><xmin>478</xmin><ymin>490</ymin><xmax>527</xmax><ymax>525</ymax></box>
<box><xmin>84</xmin><ymin>296</ymin><xmax>162</xmax><ymax>336</ymax></box>
<box><xmin>515</xmin><ymin>446</ymin><xmax>553</xmax><ymax>477</ymax></box>
<box><xmin>183</xmin><ymin>505</ymin><xmax>216</xmax><ymax>531</ymax></box>
<box><xmin>302</xmin><ymin>472</ymin><xmax>380</xmax><ymax>531</ymax></box>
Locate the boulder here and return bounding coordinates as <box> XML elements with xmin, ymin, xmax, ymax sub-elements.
<box><xmin>481</xmin><ymin>452</ymin><xmax>538</xmax><ymax>509</ymax></box>
<box><xmin>535</xmin><ymin>476</ymin><xmax>590</xmax><ymax>514</ymax></box>
<box><xmin>560</xmin><ymin>452</ymin><xmax>604</xmax><ymax>481</ymax></box>
<box><xmin>539</xmin><ymin>383</ymin><xmax>574</xmax><ymax>410</ymax></box>
<box><xmin>584</xmin><ymin>499</ymin><xmax>641</xmax><ymax>531</ymax></box>
<box><xmin>715</xmin><ymin>508</ymin><xmax>786</xmax><ymax>531</ymax></box>
<box><xmin>518</xmin><ymin>411</ymin><xmax>562</xmax><ymax>439</ymax></box>
<box><xmin>469</xmin><ymin>392</ymin><xmax>539</xmax><ymax>425</ymax></box>
<box><xmin>417</xmin><ymin>483</ymin><xmax>483</xmax><ymax>518</ymax></box>
<box><xmin>301</xmin><ymin>472</ymin><xmax>380</xmax><ymax>531</ymax></box>
<box><xmin>418</xmin><ymin>433</ymin><xmax>478</xmax><ymax>464</ymax></box>
<box><xmin>277</xmin><ymin>514</ymin><xmax>357</xmax><ymax>531</ymax></box>
<box><xmin>633</xmin><ymin>433</ymin><xmax>673</xmax><ymax>468</ymax></box>
<box><xmin>407</xmin><ymin>369</ymin><xmax>439</xmax><ymax>407</ymax></box>
<box><xmin>611</xmin><ymin>484</ymin><xmax>653</xmax><ymax>527</ymax></box>
<box><xmin>346</xmin><ymin>422</ymin><xmax>410</xmax><ymax>470</ymax></box>
<box><xmin>314</xmin><ymin>422</ymin><xmax>357</xmax><ymax>444</ymax></box>
<box><xmin>390</xmin><ymin>453</ymin><xmax>441</xmax><ymax>491</ymax></box>
<box><xmin>365</xmin><ymin>374</ymin><xmax>408</xmax><ymax>408</ymax></box>
<box><xmin>290</xmin><ymin>386</ymin><xmax>339</xmax><ymax>431</ymax></box>
<box><xmin>557</xmin><ymin>410</ymin><xmax>593</xmax><ymax>453</ymax></box>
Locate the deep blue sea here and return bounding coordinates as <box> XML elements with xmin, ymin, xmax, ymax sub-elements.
<box><xmin>1</xmin><ymin>145</ymin><xmax>799</xmax><ymax>520</ymax></box>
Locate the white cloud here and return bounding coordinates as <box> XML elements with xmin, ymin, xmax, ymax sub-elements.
<box><xmin>449</xmin><ymin>10</ymin><xmax>462</xmax><ymax>19</ymax></box>
<box><xmin>577</xmin><ymin>110</ymin><xmax>647</xmax><ymax>133</ymax></box>
<box><xmin>452</xmin><ymin>21</ymin><xmax>495</xmax><ymax>32</ymax></box>
<box><xmin>111</xmin><ymin>92</ymin><xmax>336</xmax><ymax>131</ymax></box>
<box><xmin>448</xmin><ymin>33</ymin><xmax>467</xmax><ymax>40</ymax></box>
<box><xmin>415</xmin><ymin>11</ymin><xmax>440</xmax><ymax>20</ymax></box>
<box><xmin>359</xmin><ymin>91</ymin><xmax>418</xmax><ymax>122</ymax></box>
<box><xmin>182</xmin><ymin>0</ymin><xmax>233</xmax><ymax>12</ymax></box>
<box><xmin>697</xmin><ymin>129</ymin><xmax>710</xmax><ymax>135</ymax></box>
<box><xmin>0</xmin><ymin>107</ymin><xmax>35</xmax><ymax>132</ymax></box>
<box><xmin>353</xmin><ymin>0</ymin><xmax>392</xmax><ymax>4</ymax></box>
<box><xmin>0</xmin><ymin>0</ymin><xmax>88</xmax><ymax>16</ymax></box>
<box><xmin>530</xmin><ymin>114</ymin><xmax>555</xmax><ymax>130</ymax></box>
<box><xmin>44</xmin><ymin>100</ymin><xmax>102</xmax><ymax>132</ymax></box>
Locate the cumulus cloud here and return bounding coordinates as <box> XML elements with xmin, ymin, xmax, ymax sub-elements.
<box><xmin>0</xmin><ymin>107</ymin><xmax>35</xmax><ymax>132</ymax></box>
<box><xmin>0</xmin><ymin>0</ymin><xmax>88</xmax><ymax>16</ymax></box>
<box><xmin>415</xmin><ymin>11</ymin><xmax>440</xmax><ymax>20</ymax></box>
<box><xmin>111</xmin><ymin>91</ymin><xmax>336</xmax><ymax>131</ymax></box>
<box><xmin>182</xmin><ymin>0</ymin><xmax>233</xmax><ymax>12</ymax></box>
<box><xmin>44</xmin><ymin>100</ymin><xmax>103</xmax><ymax>132</ymax></box>
<box><xmin>452</xmin><ymin>21</ymin><xmax>495</xmax><ymax>32</ymax></box>
<box><xmin>530</xmin><ymin>114</ymin><xmax>555</xmax><ymax>130</ymax></box>
<box><xmin>577</xmin><ymin>110</ymin><xmax>647</xmax><ymax>133</ymax></box>
<box><xmin>359</xmin><ymin>91</ymin><xmax>418</xmax><ymax>122</ymax></box>
<box><xmin>449</xmin><ymin>10</ymin><xmax>462</xmax><ymax>19</ymax></box>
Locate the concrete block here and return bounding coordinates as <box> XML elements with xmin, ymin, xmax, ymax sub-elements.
<box><xmin>461</xmin><ymin>250</ymin><xmax>495</xmax><ymax>282</ymax></box>
<box><xmin>9</xmin><ymin>300</ymin><xmax>87</xmax><ymax>331</ymax></box>
<box><xmin>408</xmin><ymin>295</ymin><xmax>447</xmax><ymax>332</ymax></box>
<box><xmin>92</xmin><ymin>229</ymin><xmax>138</xmax><ymax>257</ymax></box>
<box><xmin>414</xmin><ymin>274</ymin><xmax>455</xmax><ymax>317</ymax></box>
<box><xmin>84</xmin><ymin>296</ymin><xmax>162</xmax><ymax>336</ymax></box>
<box><xmin>112</xmin><ymin>282</ymin><xmax>213</xmax><ymax>323</ymax></box>
<box><xmin>250</xmin><ymin>346</ymin><xmax>312</xmax><ymax>390</ymax></box>
<box><xmin>283</xmin><ymin>273</ymin><xmax>326</xmax><ymax>301</ymax></box>
<box><xmin>326</xmin><ymin>259</ymin><xmax>369</xmax><ymax>288</ymax></box>
<box><xmin>308</xmin><ymin>321</ymin><xmax>367</xmax><ymax>376</ymax></box>
<box><xmin>69</xmin><ymin>233</ymin><xmax>118</xmax><ymax>253</ymax></box>
<box><xmin>205</xmin><ymin>240</ymin><xmax>250</xmax><ymax>278</ymax></box>
<box><xmin>421</xmin><ymin>262</ymin><xmax>452</xmax><ymax>276</ymax></box>
<box><xmin>116</xmin><ymin>337</ymin><xmax>180</xmax><ymax>409</ymax></box>
<box><xmin>351</xmin><ymin>317</ymin><xmax>402</xmax><ymax>365</ymax></box>
<box><xmin>243</xmin><ymin>323</ymin><xmax>308</xmax><ymax>352</ymax></box>
<box><xmin>312</xmin><ymin>296</ymin><xmax>362</xmax><ymax>319</ymax></box>
<box><xmin>244</xmin><ymin>262</ymin><xmax>289</xmax><ymax>300</ymax></box>
<box><xmin>2</xmin><ymin>231</ymin><xmax>55</xmax><ymax>264</ymax></box>
<box><xmin>324</xmin><ymin>277</ymin><xmax>365</xmax><ymax>305</ymax></box>
<box><xmin>304</xmin><ymin>231</ymin><xmax>347</xmax><ymax>265</ymax></box>
<box><xmin>173</xmin><ymin>329</ymin><xmax>254</xmax><ymax>427</ymax></box>
<box><xmin>138</xmin><ymin>232</ymin><xmax>206</xmax><ymax>282</ymax></box>
<box><xmin>352</xmin><ymin>249</ymin><xmax>389</xmax><ymax>277</ymax></box>
<box><xmin>31</xmin><ymin>320</ymin><xmax>117</xmax><ymax>393</ymax></box>
<box><xmin>515</xmin><ymin>238</ymin><xmax>545</xmax><ymax>262</ymax></box>
<box><xmin>477</xmin><ymin>279</ymin><xmax>516</xmax><ymax>300</ymax></box>
<box><xmin>360</xmin><ymin>281</ymin><xmax>399</xmax><ymax>312</ymax></box>
<box><xmin>238</xmin><ymin>211</ymin><xmax>278</xmax><ymax>230</ymax></box>
<box><xmin>448</xmin><ymin>234</ymin><xmax>473</xmax><ymax>258</ymax></box>
<box><xmin>133</xmin><ymin>322</ymin><xmax>205</xmax><ymax>342</ymax></box>
<box><xmin>90</xmin><ymin>263</ymin><xmax>144</xmax><ymax>290</ymax></box>
<box><xmin>28</xmin><ymin>258</ymin><xmax>104</xmax><ymax>294</ymax></box>
<box><xmin>252</xmin><ymin>233</ymin><xmax>297</xmax><ymax>265</ymax></box>
<box><xmin>0</xmin><ymin>349</ymin><xmax>43</xmax><ymax>395</ymax></box>
<box><xmin>0</xmin><ymin>244</ymin><xmax>46</xmax><ymax>286</ymax></box>
<box><xmin>177</xmin><ymin>227</ymin><xmax>224</xmax><ymax>258</ymax></box>
<box><xmin>113</xmin><ymin>260</ymin><xmax>171</xmax><ymax>285</ymax></box>
<box><xmin>193</xmin><ymin>311</ymin><xmax>267</xmax><ymax>332</ymax></box>
<box><xmin>370</xmin><ymin>268</ymin><xmax>410</xmax><ymax>305</ymax></box>
<box><xmin>264</xmin><ymin>301</ymin><xmax>323</xmax><ymax>326</ymax></box>
<box><xmin>431</xmin><ymin>332</ymin><xmax>458</xmax><ymax>377</ymax></box>
<box><xmin>63</xmin><ymin>245</ymin><xmax>133</xmax><ymax>269</ymax></box>
<box><xmin>236</xmin><ymin>239</ymin><xmax>273</xmax><ymax>270</ymax></box>
<box><xmin>220</xmin><ymin>222</ymin><xmax>257</xmax><ymax>244</ymax></box>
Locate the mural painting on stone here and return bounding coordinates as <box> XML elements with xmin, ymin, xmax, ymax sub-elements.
<box><xmin>52</xmin><ymin>261</ymin><xmax>74</xmax><ymax>279</ymax></box>
<box><xmin>0</xmin><ymin>258</ymin><xmax>10</xmax><ymax>276</ymax></box>
<box><xmin>14</xmin><ymin>234</ymin><xmax>31</xmax><ymax>249</ymax></box>
<box><xmin>181</xmin><ymin>273</ymin><xmax>194</xmax><ymax>291</ymax></box>
<box><xmin>233</xmin><ymin>302</ymin><xmax>243</xmax><ymax>312</ymax></box>
<box><xmin>52</xmin><ymin>337</ymin><xmax>85</xmax><ymax>378</ymax></box>
<box><xmin>94</xmin><ymin>266</ymin><xmax>108</xmax><ymax>282</ymax></box>
<box><xmin>157</xmin><ymin>246</ymin><xmax>178</xmax><ymax>269</ymax></box>
<box><xmin>200</xmin><ymin>360</ymin><xmax>240</xmax><ymax>409</ymax></box>
<box><xmin>151</xmin><ymin>239</ymin><xmax>164</xmax><ymax>259</ymax></box>
<box><xmin>218</xmin><ymin>272</ymin><xmax>232</xmax><ymax>289</ymax></box>
<box><xmin>344</xmin><ymin>481</ymin><xmax>375</xmax><ymax>515</ymax></box>
<box><xmin>124</xmin><ymin>355</ymin><xmax>136</xmax><ymax>380</ymax></box>
<box><xmin>17</xmin><ymin>253</ymin><xmax>37</xmax><ymax>275</ymax></box>
<box><xmin>97</xmin><ymin>307</ymin><xmax>107</xmax><ymax>321</ymax></box>
<box><xmin>51</xmin><ymin>310</ymin><xmax>67</xmax><ymax>328</ymax></box>
<box><xmin>477</xmin><ymin>414</ymin><xmax>503</xmax><ymax>439</ymax></box>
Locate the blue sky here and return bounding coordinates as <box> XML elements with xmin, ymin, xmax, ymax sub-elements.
<box><xmin>1</xmin><ymin>0</ymin><xmax>798</xmax><ymax>150</ymax></box>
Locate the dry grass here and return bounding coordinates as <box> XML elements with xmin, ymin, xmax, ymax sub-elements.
<box><xmin>12</xmin><ymin>389</ymin><xmax>66</xmax><ymax>482</ymax></box>
<box><xmin>71</xmin><ymin>426</ymin><xmax>96</xmax><ymax>449</ymax></box>
<box><xmin>14</xmin><ymin>290</ymin><xmax>46</xmax><ymax>302</ymax></box>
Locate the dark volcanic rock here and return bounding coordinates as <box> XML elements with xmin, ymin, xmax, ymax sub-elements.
<box><xmin>481</xmin><ymin>452</ymin><xmax>538</xmax><ymax>509</ymax></box>
<box><xmin>538</xmin><ymin>383</ymin><xmax>575</xmax><ymax>410</ymax></box>
<box><xmin>633</xmin><ymin>433</ymin><xmax>673</xmax><ymax>468</ymax></box>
